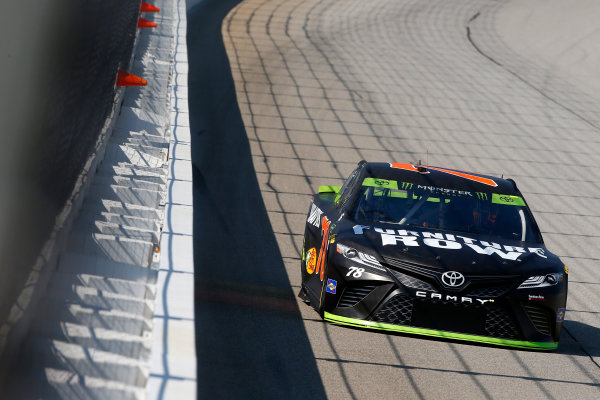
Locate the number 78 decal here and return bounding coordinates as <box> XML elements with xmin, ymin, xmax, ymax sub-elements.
<box><xmin>346</xmin><ymin>267</ymin><xmax>365</xmax><ymax>278</ymax></box>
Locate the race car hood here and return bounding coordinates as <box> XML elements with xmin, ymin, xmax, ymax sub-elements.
<box><xmin>333</xmin><ymin>220</ymin><xmax>563</xmax><ymax>276</ymax></box>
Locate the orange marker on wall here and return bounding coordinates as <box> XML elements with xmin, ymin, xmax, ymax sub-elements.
<box><xmin>140</xmin><ymin>2</ymin><xmax>160</xmax><ymax>12</ymax></box>
<box><xmin>138</xmin><ymin>17</ymin><xmax>157</xmax><ymax>28</ymax></box>
<box><xmin>117</xmin><ymin>70</ymin><xmax>147</xmax><ymax>86</ymax></box>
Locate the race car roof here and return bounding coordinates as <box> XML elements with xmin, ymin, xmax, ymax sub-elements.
<box><xmin>363</xmin><ymin>162</ymin><xmax>518</xmax><ymax>194</ymax></box>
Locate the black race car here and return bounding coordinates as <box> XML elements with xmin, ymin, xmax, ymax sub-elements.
<box><xmin>299</xmin><ymin>161</ymin><xmax>568</xmax><ymax>350</ymax></box>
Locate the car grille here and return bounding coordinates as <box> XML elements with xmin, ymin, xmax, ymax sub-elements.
<box><xmin>370</xmin><ymin>294</ymin><xmax>522</xmax><ymax>340</ymax></box>
<box><xmin>370</xmin><ymin>258</ymin><xmax>524</xmax><ymax>340</ymax></box>
<box><xmin>371</xmin><ymin>295</ymin><xmax>413</xmax><ymax>325</ymax></box>
<box><xmin>522</xmin><ymin>304</ymin><xmax>552</xmax><ymax>336</ymax></box>
<box><xmin>338</xmin><ymin>284</ymin><xmax>379</xmax><ymax>308</ymax></box>
<box><xmin>465</xmin><ymin>284</ymin><xmax>513</xmax><ymax>298</ymax></box>
<box><xmin>484</xmin><ymin>308</ymin><xmax>521</xmax><ymax>339</ymax></box>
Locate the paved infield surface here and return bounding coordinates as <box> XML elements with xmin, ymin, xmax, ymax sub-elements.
<box><xmin>190</xmin><ymin>0</ymin><xmax>600</xmax><ymax>398</ymax></box>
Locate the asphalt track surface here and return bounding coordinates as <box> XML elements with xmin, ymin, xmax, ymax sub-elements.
<box><xmin>188</xmin><ymin>0</ymin><xmax>600</xmax><ymax>398</ymax></box>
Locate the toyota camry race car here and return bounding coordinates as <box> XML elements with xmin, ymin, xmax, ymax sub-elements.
<box><xmin>299</xmin><ymin>161</ymin><xmax>568</xmax><ymax>350</ymax></box>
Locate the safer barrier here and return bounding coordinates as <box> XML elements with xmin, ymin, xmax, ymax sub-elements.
<box><xmin>0</xmin><ymin>0</ymin><xmax>141</xmax><ymax>370</ymax></box>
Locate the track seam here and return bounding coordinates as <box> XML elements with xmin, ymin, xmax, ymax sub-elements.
<box><xmin>466</xmin><ymin>12</ymin><xmax>600</xmax><ymax>133</ymax></box>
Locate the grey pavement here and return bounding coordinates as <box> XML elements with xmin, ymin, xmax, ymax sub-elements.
<box><xmin>218</xmin><ymin>0</ymin><xmax>600</xmax><ymax>398</ymax></box>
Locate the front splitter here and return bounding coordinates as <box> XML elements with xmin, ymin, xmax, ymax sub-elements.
<box><xmin>324</xmin><ymin>312</ymin><xmax>558</xmax><ymax>350</ymax></box>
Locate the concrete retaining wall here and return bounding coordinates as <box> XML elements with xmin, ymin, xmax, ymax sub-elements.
<box><xmin>0</xmin><ymin>0</ymin><xmax>139</xmax><ymax>355</ymax></box>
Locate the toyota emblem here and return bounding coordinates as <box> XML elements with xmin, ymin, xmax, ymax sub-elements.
<box><xmin>441</xmin><ymin>271</ymin><xmax>465</xmax><ymax>287</ymax></box>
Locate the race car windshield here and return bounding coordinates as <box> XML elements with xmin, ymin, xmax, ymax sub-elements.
<box><xmin>350</xmin><ymin>180</ymin><xmax>540</xmax><ymax>242</ymax></box>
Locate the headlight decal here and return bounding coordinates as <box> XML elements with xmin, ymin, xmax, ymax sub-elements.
<box><xmin>336</xmin><ymin>243</ymin><xmax>385</xmax><ymax>272</ymax></box>
<box><xmin>518</xmin><ymin>273</ymin><xmax>564</xmax><ymax>289</ymax></box>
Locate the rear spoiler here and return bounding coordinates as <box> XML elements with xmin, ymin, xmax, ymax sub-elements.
<box><xmin>318</xmin><ymin>185</ymin><xmax>341</xmax><ymax>194</ymax></box>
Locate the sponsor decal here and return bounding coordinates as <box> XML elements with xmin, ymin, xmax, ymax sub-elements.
<box><xmin>492</xmin><ymin>193</ymin><xmax>525</xmax><ymax>206</ymax></box>
<box><xmin>528</xmin><ymin>294</ymin><xmax>545</xmax><ymax>301</ymax></box>
<box><xmin>306</xmin><ymin>248</ymin><xmax>317</xmax><ymax>274</ymax></box>
<box><xmin>416</xmin><ymin>290</ymin><xmax>494</xmax><ymax>305</ymax></box>
<box><xmin>353</xmin><ymin>225</ymin><xmax>548</xmax><ymax>261</ymax></box>
<box><xmin>556</xmin><ymin>308</ymin><xmax>566</xmax><ymax>322</ymax></box>
<box><xmin>416</xmin><ymin>185</ymin><xmax>473</xmax><ymax>197</ymax></box>
<box><xmin>307</xmin><ymin>203</ymin><xmax>323</xmax><ymax>228</ymax></box>
<box><xmin>326</xmin><ymin>279</ymin><xmax>337</xmax><ymax>294</ymax></box>
<box><xmin>316</xmin><ymin>216</ymin><xmax>331</xmax><ymax>281</ymax></box>
<box><xmin>441</xmin><ymin>271</ymin><xmax>465</xmax><ymax>288</ymax></box>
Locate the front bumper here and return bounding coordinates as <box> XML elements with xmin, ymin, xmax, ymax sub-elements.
<box><xmin>320</xmin><ymin>261</ymin><xmax>566</xmax><ymax>349</ymax></box>
<box><xmin>324</xmin><ymin>311</ymin><xmax>558</xmax><ymax>350</ymax></box>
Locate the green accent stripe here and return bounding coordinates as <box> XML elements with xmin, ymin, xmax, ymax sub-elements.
<box><xmin>389</xmin><ymin>190</ymin><xmax>407</xmax><ymax>198</ymax></box>
<box><xmin>324</xmin><ymin>312</ymin><xmax>557</xmax><ymax>350</ymax></box>
<box><xmin>319</xmin><ymin>185</ymin><xmax>341</xmax><ymax>194</ymax></box>
<box><xmin>371</xmin><ymin>188</ymin><xmax>407</xmax><ymax>198</ymax></box>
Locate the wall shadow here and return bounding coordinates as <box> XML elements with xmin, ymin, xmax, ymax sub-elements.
<box><xmin>186</xmin><ymin>0</ymin><xmax>326</xmax><ymax>397</ymax></box>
